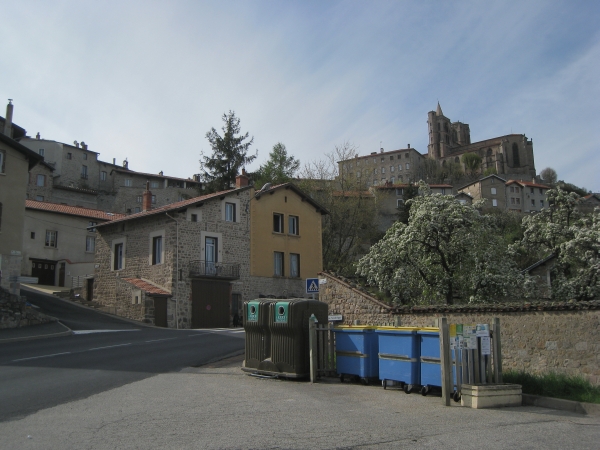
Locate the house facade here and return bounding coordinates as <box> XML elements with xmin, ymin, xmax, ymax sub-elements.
<box><xmin>22</xmin><ymin>200</ymin><xmax>125</xmax><ymax>288</ymax></box>
<box><xmin>505</xmin><ymin>180</ymin><xmax>550</xmax><ymax>213</ymax></box>
<box><xmin>0</xmin><ymin>105</ymin><xmax>42</xmax><ymax>293</ymax></box>
<box><xmin>458</xmin><ymin>175</ymin><xmax>508</xmax><ymax>210</ymax></box>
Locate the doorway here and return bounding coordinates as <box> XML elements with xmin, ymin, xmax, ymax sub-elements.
<box><xmin>191</xmin><ymin>280</ymin><xmax>231</xmax><ymax>328</ymax></box>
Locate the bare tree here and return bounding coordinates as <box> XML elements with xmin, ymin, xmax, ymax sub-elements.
<box><xmin>540</xmin><ymin>167</ymin><xmax>558</xmax><ymax>185</ymax></box>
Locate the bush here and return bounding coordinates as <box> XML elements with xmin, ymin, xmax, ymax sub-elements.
<box><xmin>503</xmin><ymin>370</ymin><xmax>600</xmax><ymax>404</ymax></box>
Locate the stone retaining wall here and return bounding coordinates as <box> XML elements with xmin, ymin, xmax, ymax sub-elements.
<box><xmin>319</xmin><ymin>272</ymin><xmax>600</xmax><ymax>386</ymax></box>
<box><xmin>0</xmin><ymin>287</ymin><xmax>55</xmax><ymax>329</ymax></box>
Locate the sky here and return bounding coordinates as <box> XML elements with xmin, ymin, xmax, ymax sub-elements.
<box><xmin>2</xmin><ymin>0</ymin><xmax>599</xmax><ymax>191</ymax></box>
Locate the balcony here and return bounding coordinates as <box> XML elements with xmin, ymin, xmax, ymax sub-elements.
<box><xmin>189</xmin><ymin>261</ymin><xmax>240</xmax><ymax>280</ymax></box>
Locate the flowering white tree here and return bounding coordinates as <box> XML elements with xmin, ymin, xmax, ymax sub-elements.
<box><xmin>511</xmin><ymin>187</ymin><xmax>600</xmax><ymax>300</ymax></box>
<box><xmin>357</xmin><ymin>182</ymin><xmax>525</xmax><ymax>305</ymax></box>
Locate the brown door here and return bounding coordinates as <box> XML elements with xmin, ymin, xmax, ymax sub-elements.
<box><xmin>191</xmin><ymin>280</ymin><xmax>231</xmax><ymax>328</ymax></box>
<box><xmin>58</xmin><ymin>263</ymin><xmax>66</xmax><ymax>287</ymax></box>
<box><xmin>154</xmin><ymin>297</ymin><xmax>168</xmax><ymax>328</ymax></box>
<box><xmin>86</xmin><ymin>278</ymin><xmax>94</xmax><ymax>301</ymax></box>
<box><xmin>31</xmin><ymin>260</ymin><xmax>56</xmax><ymax>286</ymax></box>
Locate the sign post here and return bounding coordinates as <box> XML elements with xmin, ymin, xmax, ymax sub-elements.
<box><xmin>306</xmin><ymin>278</ymin><xmax>319</xmax><ymax>299</ymax></box>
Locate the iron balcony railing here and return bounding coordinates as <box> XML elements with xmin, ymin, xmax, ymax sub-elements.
<box><xmin>188</xmin><ymin>261</ymin><xmax>240</xmax><ymax>280</ymax></box>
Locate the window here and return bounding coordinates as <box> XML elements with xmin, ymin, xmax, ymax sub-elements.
<box><xmin>491</xmin><ymin>178</ymin><xmax>495</xmax><ymax>184</ymax></box>
<box><xmin>397</xmin><ymin>199</ymin><xmax>404</xmax><ymax>207</ymax></box>
<box><xmin>406</xmin><ymin>163</ymin><xmax>410</xmax><ymax>170</ymax></box>
<box><xmin>45</xmin><ymin>230</ymin><xmax>58</xmax><ymax>248</ymax></box>
<box><xmin>134</xmin><ymin>207</ymin><xmax>141</xmax><ymax>213</ymax></box>
<box><xmin>515</xmin><ymin>187</ymin><xmax>520</xmax><ymax>193</ymax></box>
<box><xmin>38</xmin><ymin>148</ymin><xmax>45</xmax><ymax>157</ymax></box>
<box><xmin>100</xmin><ymin>171</ymin><xmax>107</xmax><ymax>181</ymax></box>
<box><xmin>530</xmin><ymin>187</ymin><xmax>534</xmax><ymax>194</ymax></box>
<box><xmin>191</xmin><ymin>214</ymin><xmax>198</xmax><ymax>222</ymax></box>
<box><xmin>531</xmin><ymin>199</ymin><xmax>535</xmax><ymax>206</ymax></box>
<box><xmin>290</xmin><ymin>254</ymin><xmax>300</xmax><ymax>277</ymax></box>
<box><xmin>381</xmin><ymin>157</ymin><xmax>385</xmax><ymax>162</ymax></box>
<box><xmin>114</xmin><ymin>243</ymin><xmax>124</xmax><ymax>270</ymax></box>
<box><xmin>441</xmin><ymin>188</ymin><xmax>446</xmax><ymax>195</ymax></box>
<box><xmin>136</xmin><ymin>196</ymin><xmax>142</xmax><ymax>203</ymax></box>
<box><xmin>289</xmin><ymin>215</ymin><xmax>299</xmax><ymax>235</ymax></box>
<box><xmin>390</xmin><ymin>177</ymin><xmax>394</xmax><ymax>184</ymax></box>
<box><xmin>150</xmin><ymin>181</ymin><xmax>159</xmax><ymax>188</ymax></box>
<box><xmin>35</xmin><ymin>195</ymin><xmax>44</xmax><ymax>201</ymax></box>
<box><xmin>86</xmin><ymin>236</ymin><xmax>95</xmax><ymax>252</ymax></box>
<box><xmin>491</xmin><ymin>187</ymin><xmax>497</xmax><ymax>195</ymax></box>
<box><xmin>36</xmin><ymin>174</ymin><xmax>45</xmax><ymax>186</ymax></box>
<box><xmin>125</xmin><ymin>179</ymin><xmax>132</xmax><ymax>187</ymax></box>
<box><xmin>516</xmin><ymin>198</ymin><xmax>521</xmax><ymax>205</ymax></box>
<box><xmin>0</xmin><ymin>151</ymin><xmax>4</xmax><ymax>173</ymax></box>
<box><xmin>152</xmin><ymin>236</ymin><xmax>163</xmax><ymax>264</ymax></box>
<box><xmin>405</xmin><ymin>153</ymin><xmax>409</xmax><ymax>159</ymax></box>
<box><xmin>81</xmin><ymin>165</ymin><xmax>88</xmax><ymax>179</ymax></box>
<box><xmin>540</xmin><ymin>200</ymin><xmax>544</xmax><ymax>207</ymax></box>
<box><xmin>88</xmin><ymin>221</ymin><xmax>97</xmax><ymax>232</ymax></box>
<box><xmin>374</xmin><ymin>168</ymin><xmax>378</xmax><ymax>175</ymax></box>
<box><xmin>510</xmin><ymin>186</ymin><xmax>514</xmax><ymax>193</ymax></box>
<box><xmin>83</xmin><ymin>153</ymin><xmax>87</xmax><ymax>160</ymax></box>
<box><xmin>396</xmin><ymin>188</ymin><xmax>404</xmax><ymax>196</ymax></box>
<box><xmin>381</xmin><ymin>167</ymin><xmax>385</xmax><ymax>174</ymax></box>
<box><xmin>274</xmin><ymin>252</ymin><xmax>284</xmax><ymax>276</ymax></box>
<box><xmin>539</xmin><ymin>188</ymin><xmax>543</xmax><ymax>195</ymax></box>
<box><xmin>30</xmin><ymin>231</ymin><xmax>35</xmax><ymax>239</ymax></box>
<box><xmin>389</xmin><ymin>155</ymin><xmax>394</xmax><ymax>161</ymax></box>
<box><xmin>273</xmin><ymin>213</ymin><xmax>284</xmax><ymax>233</ymax></box>
<box><xmin>398</xmin><ymin>164</ymin><xmax>402</xmax><ymax>171</ymax></box>
<box><xmin>492</xmin><ymin>199</ymin><xmax>498</xmax><ymax>207</ymax></box>
<box><xmin>390</xmin><ymin>166</ymin><xmax>394</xmax><ymax>172</ymax></box>
<box><xmin>151</xmin><ymin>195</ymin><xmax>156</xmax><ymax>204</ymax></box>
<box><xmin>66</xmin><ymin>152</ymin><xmax>72</xmax><ymax>160</ymax></box>
<box><xmin>225</xmin><ymin>202</ymin><xmax>236</xmax><ymax>222</ymax></box>
<box><xmin>511</xmin><ymin>198</ymin><xmax>515</xmax><ymax>205</ymax></box>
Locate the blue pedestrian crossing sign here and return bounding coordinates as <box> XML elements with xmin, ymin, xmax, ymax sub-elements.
<box><xmin>306</xmin><ymin>278</ymin><xmax>319</xmax><ymax>294</ymax></box>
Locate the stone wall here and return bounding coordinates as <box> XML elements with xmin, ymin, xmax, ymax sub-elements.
<box><xmin>319</xmin><ymin>272</ymin><xmax>600</xmax><ymax>386</ymax></box>
<box><xmin>0</xmin><ymin>287</ymin><xmax>55</xmax><ymax>329</ymax></box>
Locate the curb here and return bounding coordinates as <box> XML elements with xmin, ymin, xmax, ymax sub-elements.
<box><xmin>0</xmin><ymin>321</ymin><xmax>73</xmax><ymax>344</ymax></box>
<box><xmin>522</xmin><ymin>393</ymin><xmax>600</xmax><ymax>417</ymax></box>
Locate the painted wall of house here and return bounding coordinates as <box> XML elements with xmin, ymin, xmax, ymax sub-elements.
<box><xmin>22</xmin><ymin>208</ymin><xmax>100</xmax><ymax>284</ymax></box>
<box><xmin>250</xmin><ymin>187</ymin><xmax>323</xmax><ymax>284</ymax></box>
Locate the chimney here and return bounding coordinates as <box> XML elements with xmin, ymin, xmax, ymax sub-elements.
<box><xmin>407</xmin><ymin>144</ymin><xmax>410</xmax><ymax>149</ymax></box>
<box><xmin>236</xmin><ymin>168</ymin><xmax>249</xmax><ymax>188</ymax></box>
<box><xmin>113</xmin><ymin>158</ymin><xmax>116</xmax><ymax>165</ymax></box>
<box><xmin>36</xmin><ymin>132</ymin><xmax>40</xmax><ymax>140</ymax></box>
<box><xmin>142</xmin><ymin>181</ymin><xmax>152</xmax><ymax>212</ymax></box>
<box><xmin>3</xmin><ymin>100</ymin><xmax>13</xmax><ymax>137</ymax></box>
<box><xmin>380</xmin><ymin>148</ymin><xmax>384</xmax><ymax>153</ymax></box>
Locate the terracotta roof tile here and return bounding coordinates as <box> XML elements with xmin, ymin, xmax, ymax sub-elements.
<box><xmin>506</xmin><ymin>180</ymin><xmax>551</xmax><ymax>189</ymax></box>
<box><xmin>122</xmin><ymin>278</ymin><xmax>171</xmax><ymax>296</ymax></box>
<box><xmin>25</xmin><ymin>200</ymin><xmax>126</xmax><ymax>221</ymax></box>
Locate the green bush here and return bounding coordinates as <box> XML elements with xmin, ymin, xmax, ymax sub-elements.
<box><xmin>504</xmin><ymin>370</ymin><xmax>600</xmax><ymax>404</ymax></box>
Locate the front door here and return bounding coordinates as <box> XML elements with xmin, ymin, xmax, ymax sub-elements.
<box><xmin>205</xmin><ymin>237</ymin><xmax>217</xmax><ymax>275</ymax></box>
<box><xmin>191</xmin><ymin>280</ymin><xmax>231</xmax><ymax>328</ymax></box>
<box><xmin>31</xmin><ymin>260</ymin><xmax>56</xmax><ymax>286</ymax></box>
<box><xmin>58</xmin><ymin>263</ymin><xmax>66</xmax><ymax>287</ymax></box>
<box><xmin>154</xmin><ymin>297</ymin><xmax>168</xmax><ymax>328</ymax></box>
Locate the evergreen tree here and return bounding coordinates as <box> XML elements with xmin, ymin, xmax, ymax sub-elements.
<box><xmin>200</xmin><ymin>111</ymin><xmax>257</xmax><ymax>193</ymax></box>
<box><xmin>254</xmin><ymin>143</ymin><xmax>300</xmax><ymax>189</ymax></box>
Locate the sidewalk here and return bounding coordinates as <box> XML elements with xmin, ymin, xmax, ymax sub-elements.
<box><xmin>0</xmin><ymin>321</ymin><xmax>72</xmax><ymax>343</ymax></box>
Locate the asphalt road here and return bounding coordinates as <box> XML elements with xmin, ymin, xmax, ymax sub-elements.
<box><xmin>0</xmin><ymin>289</ymin><xmax>245</xmax><ymax>422</ymax></box>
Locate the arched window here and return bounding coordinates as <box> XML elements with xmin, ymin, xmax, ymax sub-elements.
<box><xmin>512</xmin><ymin>143</ymin><xmax>520</xmax><ymax>167</ymax></box>
<box><xmin>487</xmin><ymin>148</ymin><xmax>493</xmax><ymax>156</ymax></box>
<box><xmin>444</xmin><ymin>123</ymin><xmax>449</xmax><ymax>132</ymax></box>
<box><xmin>454</xmin><ymin>157</ymin><xmax>460</xmax><ymax>164</ymax></box>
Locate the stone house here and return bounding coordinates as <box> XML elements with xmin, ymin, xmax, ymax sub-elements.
<box><xmin>22</xmin><ymin>200</ymin><xmax>125</xmax><ymax>289</ymax></box>
<box><xmin>505</xmin><ymin>180</ymin><xmax>550</xmax><ymax>213</ymax></box>
<box><xmin>458</xmin><ymin>174</ymin><xmax>508</xmax><ymax>210</ymax></box>
<box><xmin>0</xmin><ymin>102</ymin><xmax>42</xmax><ymax>294</ymax></box>
<box><xmin>577</xmin><ymin>193</ymin><xmax>600</xmax><ymax>214</ymax></box>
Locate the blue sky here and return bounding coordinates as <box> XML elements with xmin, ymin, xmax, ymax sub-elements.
<box><xmin>2</xmin><ymin>0</ymin><xmax>599</xmax><ymax>191</ymax></box>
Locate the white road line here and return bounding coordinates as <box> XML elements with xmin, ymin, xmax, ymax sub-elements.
<box><xmin>187</xmin><ymin>333</ymin><xmax>210</xmax><ymax>338</ymax></box>
<box><xmin>73</xmin><ymin>329</ymin><xmax>141</xmax><ymax>335</ymax></box>
<box><xmin>13</xmin><ymin>352</ymin><xmax>71</xmax><ymax>362</ymax></box>
<box><xmin>88</xmin><ymin>343</ymin><xmax>132</xmax><ymax>351</ymax></box>
<box><xmin>145</xmin><ymin>338</ymin><xmax>178</xmax><ymax>343</ymax></box>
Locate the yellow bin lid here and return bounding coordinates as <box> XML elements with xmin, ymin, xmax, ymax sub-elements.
<box><xmin>419</xmin><ymin>327</ymin><xmax>440</xmax><ymax>332</ymax></box>
<box><xmin>334</xmin><ymin>325</ymin><xmax>377</xmax><ymax>330</ymax></box>
<box><xmin>376</xmin><ymin>326</ymin><xmax>420</xmax><ymax>331</ymax></box>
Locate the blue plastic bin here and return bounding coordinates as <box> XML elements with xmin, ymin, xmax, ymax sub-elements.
<box><xmin>334</xmin><ymin>326</ymin><xmax>379</xmax><ymax>384</ymax></box>
<box><xmin>418</xmin><ymin>328</ymin><xmax>458</xmax><ymax>396</ymax></box>
<box><xmin>376</xmin><ymin>327</ymin><xmax>420</xmax><ymax>393</ymax></box>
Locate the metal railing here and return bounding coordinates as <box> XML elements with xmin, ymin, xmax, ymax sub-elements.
<box><xmin>71</xmin><ymin>274</ymin><xmax>93</xmax><ymax>288</ymax></box>
<box><xmin>188</xmin><ymin>261</ymin><xmax>240</xmax><ymax>280</ymax></box>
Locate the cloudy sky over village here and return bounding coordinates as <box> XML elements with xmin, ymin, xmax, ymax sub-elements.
<box><xmin>2</xmin><ymin>0</ymin><xmax>599</xmax><ymax>191</ymax></box>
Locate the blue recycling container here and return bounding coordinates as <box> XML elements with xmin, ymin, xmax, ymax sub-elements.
<box><xmin>334</xmin><ymin>326</ymin><xmax>379</xmax><ymax>382</ymax></box>
<box><xmin>418</xmin><ymin>328</ymin><xmax>457</xmax><ymax>395</ymax></box>
<box><xmin>376</xmin><ymin>327</ymin><xmax>420</xmax><ymax>390</ymax></box>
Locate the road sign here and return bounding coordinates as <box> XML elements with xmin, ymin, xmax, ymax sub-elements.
<box><xmin>306</xmin><ymin>278</ymin><xmax>319</xmax><ymax>294</ymax></box>
<box><xmin>328</xmin><ymin>314</ymin><xmax>343</xmax><ymax>321</ymax></box>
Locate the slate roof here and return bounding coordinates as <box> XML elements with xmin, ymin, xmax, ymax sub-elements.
<box><xmin>122</xmin><ymin>278</ymin><xmax>171</xmax><ymax>296</ymax></box>
<box><xmin>111</xmin><ymin>167</ymin><xmax>200</xmax><ymax>183</ymax></box>
<box><xmin>25</xmin><ymin>200</ymin><xmax>126</xmax><ymax>221</ymax></box>
<box><xmin>94</xmin><ymin>186</ymin><xmax>252</xmax><ymax>229</ymax></box>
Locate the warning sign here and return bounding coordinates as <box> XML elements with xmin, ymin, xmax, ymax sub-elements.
<box><xmin>306</xmin><ymin>278</ymin><xmax>319</xmax><ymax>294</ymax></box>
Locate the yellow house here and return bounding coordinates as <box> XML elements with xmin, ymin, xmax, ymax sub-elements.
<box><xmin>250</xmin><ymin>182</ymin><xmax>327</xmax><ymax>298</ymax></box>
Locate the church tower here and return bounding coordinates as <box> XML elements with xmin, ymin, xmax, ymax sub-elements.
<box><xmin>427</xmin><ymin>102</ymin><xmax>452</xmax><ymax>159</ymax></box>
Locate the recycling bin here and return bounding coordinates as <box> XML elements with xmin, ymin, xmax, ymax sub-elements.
<box><xmin>418</xmin><ymin>327</ymin><xmax>457</xmax><ymax>396</ymax></box>
<box><xmin>333</xmin><ymin>326</ymin><xmax>379</xmax><ymax>384</ymax></box>
<box><xmin>255</xmin><ymin>299</ymin><xmax>328</xmax><ymax>378</ymax></box>
<box><xmin>376</xmin><ymin>327</ymin><xmax>420</xmax><ymax>392</ymax></box>
<box><xmin>242</xmin><ymin>299</ymin><xmax>276</xmax><ymax>371</ymax></box>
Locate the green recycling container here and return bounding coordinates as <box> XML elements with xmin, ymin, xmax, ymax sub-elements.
<box><xmin>242</xmin><ymin>300</ymin><xmax>276</xmax><ymax>370</ymax></box>
<box><xmin>256</xmin><ymin>299</ymin><xmax>328</xmax><ymax>378</ymax></box>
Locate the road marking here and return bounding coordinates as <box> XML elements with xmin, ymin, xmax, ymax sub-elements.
<box><xmin>88</xmin><ymin>343</ymin><xmax>132</xmax><ymax>351</ymax></box>
<box><xmin>73</xmin><ymin>329</ymin><xmax>141</xmax><ymax>335</ymax></box>
<box><xmin>13</xmin><ymin>352</ymin><xmax>71</xmax><ymax>362</ymax></box>
<box><xmin>145</xmin><ymin>338</ymin><xmax>178</xmax><ymax>343</ymax></box>
<box><xmin>187</xmin><ymin>333</ymin><xmax>209</xmax><ymax>338</ymax></box>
